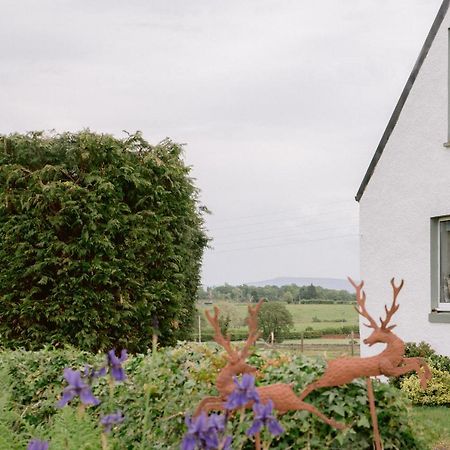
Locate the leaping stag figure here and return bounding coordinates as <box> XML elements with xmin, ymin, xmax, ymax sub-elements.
<box><xmin>194</xmin><ymin>300</ymin><xmax>345</xmax><ymax>431</ymax></box>
<box><xmin>298</xmin><ymin>278</ymin><xmax>432</xmax><ymax>450</ymax></box>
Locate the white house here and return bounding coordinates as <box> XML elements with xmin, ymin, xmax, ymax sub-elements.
<box><xmin>357</xmin><ymin>0</ymin><xmax>450</xmax><ymax>357</ymax></box>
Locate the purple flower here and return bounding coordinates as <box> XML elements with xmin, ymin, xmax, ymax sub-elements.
<box><xmin>107</xmin><ymin>349</ymin><xmax>128</xmax><ymax>382</ymax></box>
<box><xmin>224</xmin><ymin>374</ymin><xmax>260</xmax><ymax>410</ymax></box>
<box><xmin>181</xmin><ymin>413</ymin><xmax>232</xmax><ymax>450</ymax></box>
<box><xmin>57</xmin><ymin>368</ymin><xmax>100</xmax><ymax>407</ymax></box>
<box><xmin>83</xmin><ymin>364</ymin><xmax>107</xmax><ymax>381</ymax></box>
<box><xmin>246</xmin><ymin>400</ymin><xmax>284</xmax><ymax>437</ymax></box>
<box><xmin>27</xmin><ymin>439</ymin><xmax>49</xmax><ymax>450</ymax></box>
<box><xmin>100</xmin><ymin>410</ymin><xmax>125</xmax><ymax>433</ymax></box>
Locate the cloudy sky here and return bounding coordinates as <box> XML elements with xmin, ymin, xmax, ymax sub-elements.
<box><xmin>0</xmin><ymin>0</ymin><xmax>443</xmax><ymax>285</ymax></box>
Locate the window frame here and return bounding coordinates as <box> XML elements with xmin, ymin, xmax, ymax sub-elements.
<box><xmin>437</xmin><ymin>216</ymin><xmax>450</xmax><ymax>311</ymax></box>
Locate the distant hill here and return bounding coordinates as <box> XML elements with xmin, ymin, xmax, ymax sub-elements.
<box><xmin>245</xmin><ymin>277</ymin><xmax>352</xmax><ymax>292</ymax></box>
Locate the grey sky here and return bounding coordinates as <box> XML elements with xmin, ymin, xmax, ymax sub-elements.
<box><xmin>0</xmin><ymin>0</ymin><xmax>442</xmax><ymax>285</ymax></box>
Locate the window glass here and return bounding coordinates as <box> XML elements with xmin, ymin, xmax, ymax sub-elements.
<box><xmin>439</xmin><ymin>219</ymin><xmax>450</xmax><ymax>305</ymax></box>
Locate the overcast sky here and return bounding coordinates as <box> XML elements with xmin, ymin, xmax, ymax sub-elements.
<box><xmin>0</xmin><ymin>0</ymin><xmax>443</xmax><ymax>286</ymax></box>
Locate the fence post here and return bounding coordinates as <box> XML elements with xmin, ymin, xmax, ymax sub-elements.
<box><xmin>301</xmin><ymin>332</ymin><xmax>304</xmax><ymax>353</ymax></box>
<box><xmin>198</xmin><ymin>314</ymin><xmax>202</xmax><ymax>343</ymax></box>
<box><xmin>350</xmin><ymin>331</ymin><xmax>354</xmax><ymax>356</ymax></box>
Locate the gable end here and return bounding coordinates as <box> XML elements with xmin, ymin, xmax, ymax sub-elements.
<box><xmin>355</xmin><ymin>0</ymin><xmax>450</xmax><ymax>202</ymax></box>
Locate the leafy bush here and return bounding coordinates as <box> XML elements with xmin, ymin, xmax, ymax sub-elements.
<box><xmin>401</xmin><ymin>368</ymin><xmax>450</xmax><ymax>406</ymax></box>
<box><xmin>0</xmin><ymin>345</ymin><xmax>425</xmax><ymax>449</ymax></box>
<box><xmin>391</xmin><ymin>341</ymin><xmax>450</xmax><ymax>407</ymax></box>
<box><xmin>0</xmin><ymin>131</ymin><xmax>208</xmax><ymax>352</ymax></box>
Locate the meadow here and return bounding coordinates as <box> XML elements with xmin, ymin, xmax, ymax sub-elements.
<box><xmin>198</xmin><ymin>302</ymin><xmax>359</xmax><ymax>332</ymax></box>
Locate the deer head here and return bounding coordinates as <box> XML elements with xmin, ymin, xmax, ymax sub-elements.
<box><xmin>205</xmin><ymin>300</ymin><xmax>263</xmax><ymax>375</ymax></box>
<box><xmin>348</xmin><ymin>277</ymin><xmax>404</xmax><ymax>346</ymax></box>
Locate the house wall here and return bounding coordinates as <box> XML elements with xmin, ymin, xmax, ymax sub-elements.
<box><xmin>360</xmin><ymin>8</ymin><xmax>450</xmax><ymax>356</ymax></box>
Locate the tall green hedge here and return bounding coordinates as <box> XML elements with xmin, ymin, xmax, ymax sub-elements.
<box><xmin>0</xmin><ymin>131</ymin><xmax>208</xmax><ymax>352</ymax></box>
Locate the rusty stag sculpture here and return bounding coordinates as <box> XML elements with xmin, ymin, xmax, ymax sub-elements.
<box><xmin>195</xmin><ymin>300</ymin><xmax>345</xmax><ymax>430</ymax></box>
<box><xmin>298</xmin><ymin>277</ymin><xmax>432</xmax><ymax>450</ymax></box>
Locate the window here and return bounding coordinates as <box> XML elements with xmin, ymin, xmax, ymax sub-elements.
<box><xmin>439</xmin><ymin>217</ymin><xmax>450</xmax><ymax>310</ymax></box>
<box><xmin>430</xmin><ymin>217</ymin><xmax>450</xmax><ymax>321</ymax></box>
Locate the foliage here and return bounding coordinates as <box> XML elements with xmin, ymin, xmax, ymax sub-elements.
<box><xmin>198</xmin><ymin>283</ymin><xmax>355</xmax><ymax>303</ymax></box>
<box><xmin>401</xmin><ymin>368</ymin><xmax>450</xmax><ymax>406</ymax></box>
<box><xmin>391</xmin><ymin>341</ymin><xmax>450</xmax><ymax>407</ymax></box>
<box><xmin>0</xmin><ymin>345</ymin><xmax>424</xmax><ymax>449</ymax></box>
<box><xmin>0</xmin><ymin>131</ymin><xmax>208</xmax><ymax>352</ymax></box>
<box><xmin>258</xmin><ymin>302</ymin><xmax>294</xmax><ymax>343</ymax></box>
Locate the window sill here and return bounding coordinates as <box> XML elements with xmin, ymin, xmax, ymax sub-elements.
<box><xmin>429</xmin><ymin>311</ymin><xmax>450</xmax><ymax>323</ymax></box>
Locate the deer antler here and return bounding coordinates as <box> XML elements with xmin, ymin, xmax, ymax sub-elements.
<box><xmin>379</xmin><ymin>278</ymin><xmax>404</xmax><ymax>330</ymax></box>
<box><xmin>239</xmin><ymin>299</ymin><xmax>263</xmax><ymax>360</ymax></box>
<box><xmin>348</xmin><ymin>277</ymin><xmax>378</xmax><ymax>329</ymax></box>
<box><xmin>205</xmin><ymin>306</ymin><xmax>239</xmax><ymax>362</ymax></box>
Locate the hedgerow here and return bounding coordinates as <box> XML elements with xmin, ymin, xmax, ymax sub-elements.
<box><xmin>0</xmin><ymin>131</ymin><xmax>208</xmax><ymax>352</ymax></box>
<box><xmin>0</xmin><ymin>345</ymin><xmax>424</xmax><ymax>449</ymax></box>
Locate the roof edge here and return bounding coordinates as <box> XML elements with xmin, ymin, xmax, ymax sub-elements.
<box><xmin>355</xmin><ymin>0</ymin><xmax>450</xmax><ymax>202</ymax></box>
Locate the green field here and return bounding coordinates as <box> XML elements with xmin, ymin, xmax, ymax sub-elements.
<box><xmin>198</xmin><ymin>302</ymin><xmax>359</xmax><ymax>332</ymax></box>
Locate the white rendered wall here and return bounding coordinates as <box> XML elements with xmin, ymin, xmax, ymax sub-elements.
<box><xmin>360</xmin><ymin>10</ymin><xmax>450</xmax><ymax>357</ymax></box>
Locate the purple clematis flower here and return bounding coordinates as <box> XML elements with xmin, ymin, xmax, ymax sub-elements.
<box><xmin>224</xmin><ymin>373</ymin><xmax>260</xmax><ymax>410</ymax></box>
<box><xmin>100</xmin><ymin>410</ymin><xmax>125</xmax><ymax>433</ymax></box>
<box><xmin>107</xmin><ymin>349</ymin><xmax>128</xmax><ymax>382</ymax></box>
<box><xmin>181</xmin><ymin>413</ymin><xmax>232</xmax><ymax>450</ymax></box>
<box><xmin>57</xmin><ymin>368</ymin><xmax>100</xmax><ymax>407</ymax></box>
<box><xmin>246</xmin><ymin>400</ymin><xmax>284</xmax><ymax>437</ymax></box>
<box><xmin>27</xmin><ymin>439</ymin><xmax>49</xmax><ymax>450</ymax></box>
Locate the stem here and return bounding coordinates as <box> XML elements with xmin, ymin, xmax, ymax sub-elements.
<box><xmin>139</xmin><ymin>387</ymin><xmax>151</xmax><ymax>450</ymax></box>
<box><xmin>108</xmin><ymin>378</ymin><xmax>115</xmax><ymax>405</ymax></box>
<box><xmin>101</xmin><ymin>432</ymin><xmax>109</xmax><ymax>450</ymax></box>
<box><xmin>77</xmin><ymin>403</ymin><xmax>85</xmax><ymax>418</ymax></box>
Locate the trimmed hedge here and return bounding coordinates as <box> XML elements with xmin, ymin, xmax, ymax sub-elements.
<box><xmin>0</xmin><ymin>344</ymin><xmax>424</xmax><ymax>449</ymax></box>
<box><xmin>0</xmin><ymin>131</ymin><xmax>208</xmax><ymax>352</ymax></box>
<box><xmin>193</xmin><ymin>325</ymin><xmax>359</xmax><ymax>342</ymax></box>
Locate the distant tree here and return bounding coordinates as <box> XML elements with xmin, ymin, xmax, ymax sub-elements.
<box><xmin>304</xmin><ymin>284</ymin><xmax>317</xmax><ymax>299</ymax></box>
<box><xmin>214</xmin><ymin>302</ymin><xmax>240</xmax><ymax>334</ymax></box>
<box><xmin>281</xmin><ymin>291</ymin><xmax>294</xmax><ymax>304</ymax></box>
<box><xmin>258</xmin><ymin>302</ymin><xmax>294</xmax><ymax>343</ymax></box>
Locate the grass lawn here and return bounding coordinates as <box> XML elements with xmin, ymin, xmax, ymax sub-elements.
<box><xmin>198</xmin><ymin>302</ymin><xmax>358</xmax><ymax>332</ymax></box>
<box><xmin>411</xmin><ymin>406</ymin><xmax>450</xmax><ymax>449</ymax></box>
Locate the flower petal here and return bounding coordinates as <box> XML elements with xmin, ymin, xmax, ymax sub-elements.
<box><xmin>268</xmin><ymin>419</ymin><xmax>284</xmax><ymax>436</ymax></box>
<box><xmin>79</xmin><ymin>387</ymin><xmax>100</xmax><ymax>406</ymax></box>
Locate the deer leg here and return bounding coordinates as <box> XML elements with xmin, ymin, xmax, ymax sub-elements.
<box><xmin>298</xmin><ymin>380</ymin><xmax>329</xmax><ymax>401</ymax></box>
<box><xmin>291</xmin><ymin>400</ymin><xmax>346</xmax><ymax>430</ymax></box>
<box><xmin>380</xmin><ymin>359</ymin><xmax>430</xmax><ymax>387</ymax></box>
<box><xmin>194</xmin><ymin>396</ymin><xmax>225</xmax><ymax>417</ymax></box>
<box><xmin>403</xmin><ymin>357</ymin><xmax>432</xmax><ymax>388</ymax></box>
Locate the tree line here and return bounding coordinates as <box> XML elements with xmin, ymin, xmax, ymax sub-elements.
<box><xmin>198</xmin><ymin>283</ymin><xmax>355</xmax><ymax>303</ymax></box>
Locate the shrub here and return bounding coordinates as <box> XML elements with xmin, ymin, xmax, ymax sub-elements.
<box><xmin>392</xmin><ymin>341</ymin><xmax>450</xmax><ymax>406</ymax></box>
<box><xmin>0</xmin><ymin>345</ymin><xmax>425</xmax><ymax>449</ymax></box>
<box><xmin>0</xmin><ymin>131</ymin><xmax>208</xmax><ymax>352</ymax></box>
<box><xmin>401</xmin><ymin>368</ymin><xmax>450</xmax><ymax>406</ymax></box>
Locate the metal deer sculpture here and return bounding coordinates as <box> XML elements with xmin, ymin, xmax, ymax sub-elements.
<box><xmin>298</xmin><ymin>278</ymin><xmax>432</xmax><ymax>450</ymax></box>
<box><xmin>194</xmin><ymin>300</ymin><xmax>345</xmax><ymax>430</ymax></box>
